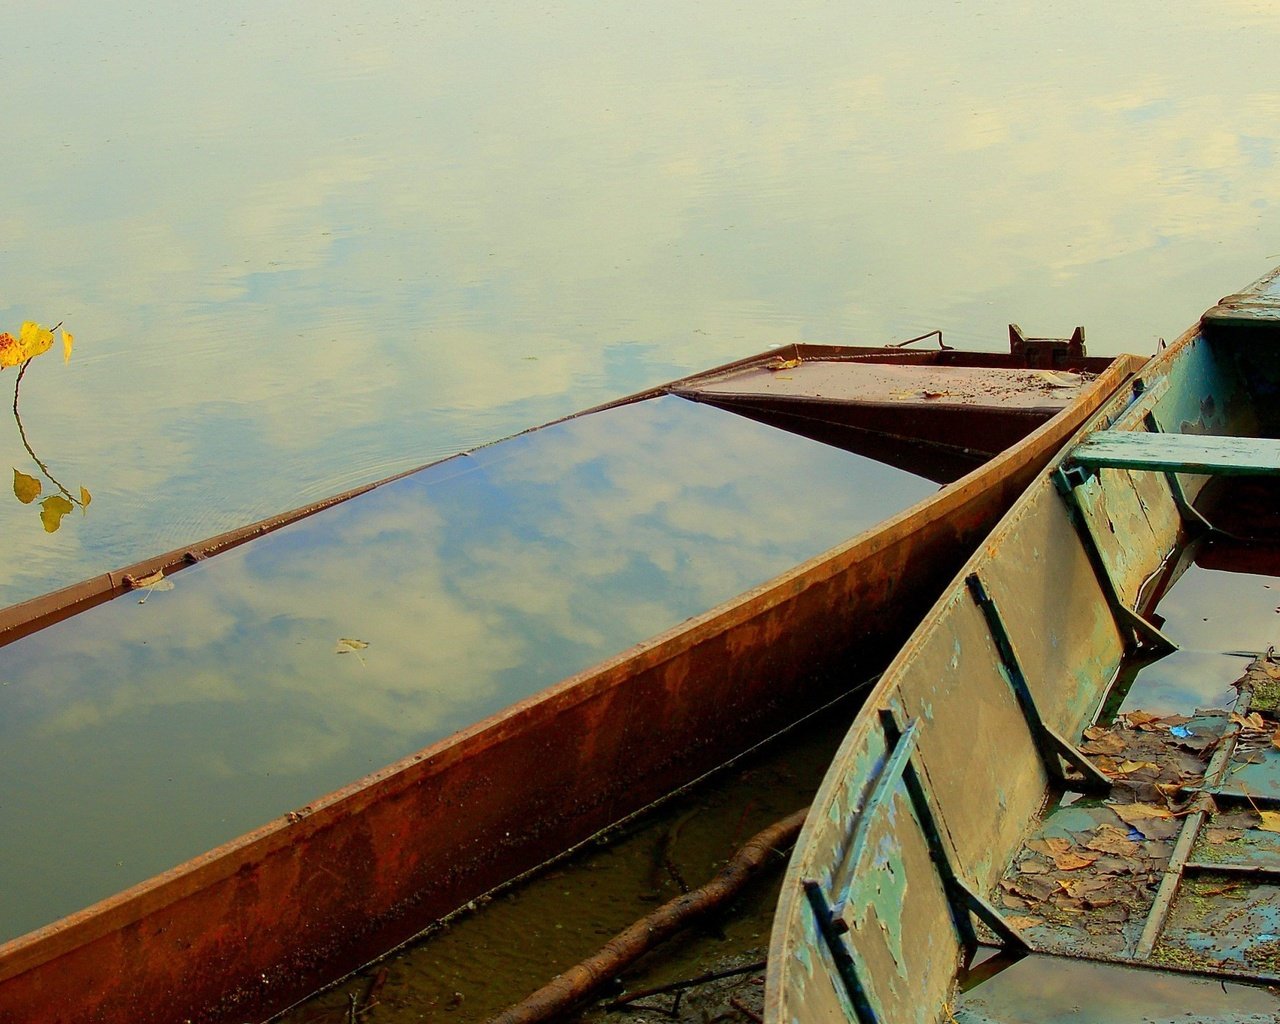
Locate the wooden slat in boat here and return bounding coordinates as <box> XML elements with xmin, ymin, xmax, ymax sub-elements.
<box><xmin>0</xmin><ymin>339</ymin><xmax>1135</xmax><ymax>1024</ymax></box>
<box><xmin>767</xmin><ymin>268</ymin><xmax>1280</xmax><ymax>1024</ymax></box>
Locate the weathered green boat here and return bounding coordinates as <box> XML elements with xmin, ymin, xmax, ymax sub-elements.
<box><xmin>767</xmin><ymin>268</ymin><xmax>1280</xmax><ymax>1023</ymax></box>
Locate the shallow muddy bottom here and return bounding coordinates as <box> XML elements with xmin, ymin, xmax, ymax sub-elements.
<box><xmin>275</xmin><ymin>695</ymin><xmax>860</xmax><ymax>1024</ymax></box>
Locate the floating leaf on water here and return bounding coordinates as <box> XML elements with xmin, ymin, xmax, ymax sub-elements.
<box><xmin>336</xmin><ymin>638</ymin><xmax>369</xmax><ymax>653</ymax></box>
<box><xmin>128</xmin><ymin>569</ymin><xmax>167</xmax><ymax>589</ymax></box>
<box><xmin>39</xmin><ymin>494</ymin><xmax>73</xmax><ymax>533</ymax></box>
<box><xmin>62</xmin><ymin>329</ymin><xmax>74</xmax><ymax>364</ymax></box>
<box><xmin>13</xmin><ymin>469</ymin><xmax>41</xmax><ymax>504</ymax></box>
<box><xmin>125</xmin><ymin>568</ymin><xmax>174</xmax><ymax>603</ymax></box>
<box><xmin>79</xmin><ymin>485</ymin><xmax>92</xmax><ymax>508</ymax></box>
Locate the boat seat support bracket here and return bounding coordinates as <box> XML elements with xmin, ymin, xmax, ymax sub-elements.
<box><xmin>802</xmin><ymin>880</ymin><xmax>880</xmax><ymax>1024</ymax></box>
<box><xmin>878</xmin><ymin>708</ymin><xmax>1031</xmax><ymax>955</ymax></box>
<box><xmin>1051</xmin><ymin>469</ymin><xmax>1178</xmax><ymax>656</ymax></box>
<box><xmin>967</xmin><ymin>574</ymin><xmax>1111</xmax><ymax>794</ymax></box>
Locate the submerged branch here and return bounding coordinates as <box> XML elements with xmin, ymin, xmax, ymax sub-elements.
<box><xmin>485</xmin><ymin>807</ymin><xmax>808</xmax><ymax>1024</ymax></box>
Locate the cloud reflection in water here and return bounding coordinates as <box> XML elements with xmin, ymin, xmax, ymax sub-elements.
<box><xmin>0</xmin><ymin>394</ymin><xmax>934</xmax><ymax>940</ymax></box>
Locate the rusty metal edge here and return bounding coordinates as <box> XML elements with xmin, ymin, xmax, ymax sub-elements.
<box><xmin>0</xmin><ymin>353</ymin><xmax>1142</xmax><ymax>998</ymax></box>
<box><xmin>0</xmin><ymin>342</ymin><xmax>894</xmax><ymax>648</ymax></box>
<box><xmin>0</xmin><ymin>341</ymin><xmax>1092</xmax><ymax>647</ymax></box>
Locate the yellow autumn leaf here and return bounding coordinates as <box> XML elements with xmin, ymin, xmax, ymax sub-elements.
<box><xmin>39</xmin><ymin>494</ymin><xmax>73</xmax><ymax>533</ymax></box>
<box><xmin>79</xmin><ymin>485</ymin><xmax>91</xmax><ymax>508</ymax></box>
<box><xmin>63</xmin><ymin>329</ymin><xmax>75</xmax><ymax>364</ymax></box>
<box><xmin>336</xmin><ymin>638</ymin><xmax>369</xmax><ymax>652</ymax></box>
<box><xmin>13</xmin><ymin>469</ymin><xmax>41</xmax><ymax>504</ymax></box>
<box><xmin>1257</xmin><ymin>810</ymin><xmax>1280</xmax><ymax>834</ymax></box>
<box><xmin>1109</xmin><ymin>802</ymin><xmax>1173</xmax><ymax>823</ymax></box>
<box><xmin>1115</xmin><ymin>760</ymin><xmax>1160</xmax><ymax>775</ymax></box>
<box><xmin>0</xmin><ymin>322</ymin><xmax>62</xmax><ymax>367</ymax></box>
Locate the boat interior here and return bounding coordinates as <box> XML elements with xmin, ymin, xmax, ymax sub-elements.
<box><xmin>770</xmin><ymin>269</ymin><xmax>1280</xmax><ymax>1024</ymax></box>
<box><xmin>0</xmin><ymin>333</ymin><xmax>1142</xmax><ymax>1024</ymax></box>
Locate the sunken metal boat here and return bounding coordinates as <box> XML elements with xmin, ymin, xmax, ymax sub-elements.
<box><xmin>0</xmin><ymin>336</ymin><xmax>1135</xmax><ymax>1024</ymax></box>
<box><xmin>767</xmin><ymin>269</ymin><xmax>1280</xmax><ymax>1024</ymax></box>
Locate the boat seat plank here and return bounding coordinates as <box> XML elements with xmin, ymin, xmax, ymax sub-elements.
<box><xmin>1072</xmin><ymin>431</ymin><xmax>1280</xmax><ymax>476</ymax></box>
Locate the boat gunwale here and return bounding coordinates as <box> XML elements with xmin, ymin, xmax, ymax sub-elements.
<box><xmin>0</xmin><ymin>342</ymin><xmax>1105</xmax><ymax>650</ymax></box>
<box><xmin>764</xmin><ymin>323</ymin><xmax>1201</xmax><ymax>1022</ymax></box>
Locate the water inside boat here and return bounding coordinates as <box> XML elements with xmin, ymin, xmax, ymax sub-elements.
<box><xmin>956</xmin><ymin>486</ymin><xmax>1280</xmax><ymax>1020</ymax></box>
<box><xmin>0</xmin><ymin>393</ymin><xmax>938</xmax><ymax>942</ymax></box>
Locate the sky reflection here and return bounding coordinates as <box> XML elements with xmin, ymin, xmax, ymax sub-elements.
<box><xmin>2</xmin><ymin>2</ymin><xmax>1280</xmax><ymax>602</ymax></box>
<box><xmin>0</xmin><ymin>395</ymin><xmax>933</xmax><ymax>940</ymax></box>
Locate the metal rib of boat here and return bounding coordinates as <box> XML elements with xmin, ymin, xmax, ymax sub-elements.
<box><xmin>768</xmin><ymin>268</ymin><xmax>1280</xmax><ymax>1024</ymax></box>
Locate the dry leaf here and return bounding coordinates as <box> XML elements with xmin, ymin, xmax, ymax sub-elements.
<box><xmin>1110</xmin><ymin>802</ymin><xmax>1173</xmax><ymax>820</ymax></box>
<box><xmin>1004</xmin><ymin>915</ymin><xmax>1043</xmax><ymax>930</ymax></box>
<box><xmin>62</xmin><ymin>329</ymin><xmax>74</xmax><ymax>364</ymax></box>
<box><xmin>1114</xmin><ymin>759</ymin><xmax>1160</xmax><ymax>775</ymax></box>
<box><xmin>1257</xmin><ymin>810</ymin><xmax>1280</xmax><ymax>834</ymax></box>
<box><xmin>336</xmin><ymin>638</ymin><xmax>369</xmax><ymax>652</ymax></box>
<box><xmin>1205</xmin><ymin>828</ymin><xmax>1244</xmax><ymax>845</ymax></box>
<box><xmin>1232</xmin><ymin>711</ymin><xmax>1266</xmax><ymax>731</ymax></box>
<box><xmin>128</xmin><ymin>569</ymin><xmax>167</xmax><ymax>589</ymax></box>
<box><xmin>1080</xmin><ymin>733</ymin><xmax>1126</xmax><ymax>755</ymax></box>
<box><xmin>1053</xmin><ymin>850</ymin><xmax>1099</xmax><ymax>872</ymax></box>
<box><xmin>125</xmin><ymin>569</ymin><xmax>174</xmax><ymax>603</ymax></box>
<box><xmin>79</xmin><ymin>485</ymin><xmax>92</xmax><ymax>508</ymax></box>
<box><xmin>766</xmin><ymin>357</ymin><xmax>800</xmax><ymax>371</ymax></box>
<box><xmin>1085</xmin><ymin>825</ymin><xmax>1140</xmax><ymax>857</ymax></box>
<box><xmin>12</xmin><ymin>469</ymin><xmax>41</xmax><ymax>504</ymax></box>
<box><xmin>1027</xmin><ymin>837</ymin><xmax>1072</xmax><ymax>857</ymax></box>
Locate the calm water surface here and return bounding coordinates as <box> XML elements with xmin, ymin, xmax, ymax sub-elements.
<box><xmin>1</xmin><ymin>1</ymin><xmax>1280</xmax><ymax>604</ymax></box>
<box><xmin>0</xmin><ymin>395</ymin><xmax>933</xmax><ymax>940</ymax></box>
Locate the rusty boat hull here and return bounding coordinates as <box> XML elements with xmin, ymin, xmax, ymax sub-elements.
<box><xmin>767</xmin><ymin>270</ymin><xmax>1280</xmax><ymax>1024</ymax></box>
<box><xmin>0</xmin><ymin>340</ymin><xmax>1136</xmax><ymax>1024</ymax></box>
